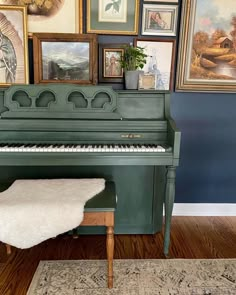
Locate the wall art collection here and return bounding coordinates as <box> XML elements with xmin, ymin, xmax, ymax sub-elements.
<box><xmin>3</xmin><ymin>0</ymin><xmax>235</xmax><ymax>92</ymax></box>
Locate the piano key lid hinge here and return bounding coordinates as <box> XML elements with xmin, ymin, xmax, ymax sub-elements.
<box><xmin>121</xmin><ymin>134</ymin><xmax>142</xmax><ymax>139</ymax></box>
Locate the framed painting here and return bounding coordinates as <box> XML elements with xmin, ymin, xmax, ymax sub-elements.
<box><xmin>176</xmin><ymin>0</ymin><xmax>236</xmax><ymax>92</ymax></box>
<box><xmin>0</xmin><ymin>5</ymin><xmax>28</xmax><ymax>85</ymax></box>
<box><xmin>135</xmin><ymin>38</ymin><xmax>175</xmax><ymax>90</ymax></box>
<box><xmin>87</xmin><ymin>0</ymin><xmax>139</xmax><ymax>35</ymax></box>
<box><xmin>0</xmin><ymin>0</ymin><xmax>83</xmax><ymax>35</ymax></box>
<box><xmin>99</xmin><ymin>43</ymin><xmax>127</xmax><ymax>83</ymax></box>
<box><xmin>142</xmin><ymin>4</ymin><xmax>178</xmax><ymax>36</ymax></box>
<box><xmin>144</xmin><ymin>0</ymin><xmax>179</xmax><ymax>2</ymax></box>
<box><xmin>33</xmin><ymin>33</ymin><xmax>97</xmax><ymax>84</ymax></box>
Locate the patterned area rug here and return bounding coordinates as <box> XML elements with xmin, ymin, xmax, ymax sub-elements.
<box><xmin>27</xmin><ymin>259</ymin><xmax>236</xmax><ymax>295</ymax></box>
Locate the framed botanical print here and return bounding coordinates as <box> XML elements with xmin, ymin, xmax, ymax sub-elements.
<box><xmin>33</xmin><ymin>33</ymin><xmax>97</xmax><ymax>84</ymax></box>
<box><xmin>142</xmin><ymin>4</ymin><xmax>178</xmax><ymax>36</ymax></box>
<box><xmin>0</xmin><ymin>5</ymin><xmax>28</xmax><ymax>85</ymax></box>
<box><xmin>87</xmin><ymin>0</ymin><xmax>139</xmax><ymax>35</ymax></box>
<box><xmin>176</xmin><ymin>0</ymin><xmax>236</xmax><ymax>92</ymax></box>
<box><xmin>99</xmin><ymin>43</ymin><xmax>127</xmax><ymax>83</ymax></box>
<box><xmin>0</xmin><ymin>0</ymin><xmax>83</xmax><ymax>34</ymax></box>
<box><xmin>135</xmin><ymin>38</ymin><xmax>176</xmax><ymax>90</ymax></box>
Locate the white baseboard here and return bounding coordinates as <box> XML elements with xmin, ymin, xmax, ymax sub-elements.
<box><xmin>172</xmin><ymin>203</ymin><xmax>236</xmax><ymax>216</ymax></box>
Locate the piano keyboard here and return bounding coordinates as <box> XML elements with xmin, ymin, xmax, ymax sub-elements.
<box><xmin>0</xmin><ymin>144</ymin><xmax>170</xmax><ymax>153</ymax></box>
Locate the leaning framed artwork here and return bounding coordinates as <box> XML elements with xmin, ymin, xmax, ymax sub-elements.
<box><xmin>0</xmin><ymin>0</ymin><xmax>83</xmax><ymax>34</ymax></box>
<box><xmin>142</xmin><ymin>4</ymin><xmax>178</xmax><ymax>36</ymax></box>
<box><xmin>0</xmin><ymin>5</ymin><xmax>29</xmax><ymax>85</ymax></box>
<box><xmin>99</xmin><ymin>43</ymin><xmax>127</xmax><ymax>83</ymax></box>
<box><xmin>135</xmin><ymin>38</ymin><xmax>175</xmax><ymax>90</ymax></box>
<box><xmin>33</xmin><ymin>33</ymin><xmax>97</xmax><ymax>84</ymax></box>
<box><xmin>176</xmin><ymin>0</ymin><xmax>236</xmax><ymax>92</ymax></box>
<box><xmin>87</xmin><ymin>0</ymin><xmax>139</xmax><ymax>35</ymax></box>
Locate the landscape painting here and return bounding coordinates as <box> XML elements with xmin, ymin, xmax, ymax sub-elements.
<box><xmin>33</xmin><ymin>33</ymin><xmax>97</xmax><ymax>84</ymax></box>
<box><xmin>176</xmin><ymin>0</ymin><xmax>236</xmax><ymax>92</ymax></box>
<box><xmin>41</xmin><ymin>41</ymin><xmax>89</xmax><ymax>81</ymax></box>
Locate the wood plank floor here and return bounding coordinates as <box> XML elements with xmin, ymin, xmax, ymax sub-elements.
<box><xmin>0</xmin><ymin>216</ymin><xmax>236</xmax><ymax>295</ymax></box>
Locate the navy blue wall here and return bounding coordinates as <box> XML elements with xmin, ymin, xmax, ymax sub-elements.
<box><xmin>172</xmin><ymin>92</ymin><xmax>236</xmax><ymax>203</ymax></box>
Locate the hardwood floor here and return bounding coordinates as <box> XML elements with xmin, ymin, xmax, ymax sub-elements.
<box><xmin>0</xmin><ymin>216</ymin><xmax>236</xmax><ymax>295</ymax></box>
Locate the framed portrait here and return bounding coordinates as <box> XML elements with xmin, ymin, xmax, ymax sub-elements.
<box><xmin>87</xmin><ymin>0</ymin><xmax>139</xmax><ymax>35</ymax></box>
<box><xmin>33</xmin><ymin>33</ymin><xmax>97</xmax><ymax>84</ymax></box>
<box><xmin>135</xmin><ymin>38</ymin><xmax>176</xmax><ymax>90</ymax></box>
<box><xmin>0</xmin><ymin>5</ymin><xmax>29</xmax><ymax>86</ymax></box>
<box><xmin>176</xmin><ymin>0</ymin><xmax>236</xmax><ymax>92</ymax></box>
<box><xmin>99</xmin><ymin>43</ymin><xmax>127</xmax><ymax>83</ymax></box>
<box><xmin>0</xmin><ymin>0</ymin><xmax>83</xmax><ymax>35</ymax></box>
<box><xmin>142</xmin><ymin>4</ymin><xmax>178</xmax><ymax>36</ymax></box>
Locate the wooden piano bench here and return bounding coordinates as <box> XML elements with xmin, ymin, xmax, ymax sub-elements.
<box><xmin>80</xmin><ymin>181</ymin><xmax>116</xmax><ymax>288</ymax></box>
<box><xmin>5</xmin><ymin>181</ymin><xmax>117</xmax><ymax>289</ymax></box>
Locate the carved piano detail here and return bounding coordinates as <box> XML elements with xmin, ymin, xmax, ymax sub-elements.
<box><xmin>0</xmin><ymin>84</ymin><xmax>181</xmax><ymax>255</ymax></box>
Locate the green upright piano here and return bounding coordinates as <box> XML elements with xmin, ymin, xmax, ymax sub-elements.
<box><xmin>0</xmin><ymin>84</ymin><xmax>181</xmax><ymax>255</ymax></box>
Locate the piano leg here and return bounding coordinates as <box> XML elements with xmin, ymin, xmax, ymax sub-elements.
<box><xmin>164</xmin><ymin>166</ymin><xmax>176</xmax><ymax>257</ymax></box>
<box><xmin>6</xmin><ymin>244</ymin><xmax>12</xmax><ymax>255</ymax></box>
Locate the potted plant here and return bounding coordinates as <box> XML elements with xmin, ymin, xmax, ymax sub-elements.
<box><xmin>120</xmin><ymin>45</ymin><xmax>147</xmax><ymax>89</ymax></box>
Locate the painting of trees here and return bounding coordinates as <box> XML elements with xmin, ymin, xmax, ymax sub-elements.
<box><xmin>192</xmin><ymin>31</ymin><xmax>209</xmax><ymax>66</ymax></box>
<box><xmin>230</xmin><ymin>16</ymin><xmax>236</xmax><ymax>52</ymax></box>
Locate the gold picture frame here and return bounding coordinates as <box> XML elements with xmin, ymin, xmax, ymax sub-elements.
<box><xmin>33</xmin><ymin>33</ymin><xmax>97</xmax><ymax>85</ymax></box>
<box><xmin>0</xmin><ymin>0</ymin><xmax>83</xmax><ymax>35</ymax></box>
<box><xmin>138</xmin><ymin>73</ymin><xmax>156</xmax><ymax>90</ymax></box>
<box><xmin>176</xmin><ymin>0</ymin><xmax>236</xmax><ymax>92</ymax></box>
<box><xmin>87</xmin><ymin>0</ymin><xmax>139</xmax><ymax>35</ymax></box>
<box><xmin>0</xmin><ymin>5</ymin><xmax>29</xmax><ymax>86</ymax></box>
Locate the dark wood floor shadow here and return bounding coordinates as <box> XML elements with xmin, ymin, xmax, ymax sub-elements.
<box><xmin>0</xmin><ymin>216</ymin><xmax>236</xmax><ymax>295</ymax></box>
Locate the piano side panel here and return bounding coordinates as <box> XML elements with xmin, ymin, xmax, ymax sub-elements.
<box><xmin>0</xmin><ymin>166</ymin><xmax>163</xmax><ymax>234</ymax></box>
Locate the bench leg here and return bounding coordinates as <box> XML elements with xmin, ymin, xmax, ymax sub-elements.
<box><xmin>6</xmin><ymin>244</ymin><xmax>12</xmax><ymax>255</ymax></box>
<box><xmin>106</xmin><ymin>226</ymin><xmax>114</xmax><ymax>288</ymax></box>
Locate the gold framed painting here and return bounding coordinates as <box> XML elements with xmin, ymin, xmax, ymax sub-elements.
<box><xmin>0</xmin><ymin>5</ymin><xmax>29</xmax><ymax>85</ymax></box>
<box><xmin>144</xmin><ymin>0</ymin><xmax>178</xmax><ymax>2</ymax></box>
<box><xmin>0</xmin><ymin>0</ymin><xmax>83</xmax><ymax>35</ymax></box>
<box><xmin>176</xmin><ymin>0</ymin><xmax>236</xmax><ymax>92</ymax></box>
<box><xmin>33</xmin><ymin>33</ymin><xmax>97</xmax><ymax>84</ymax></box>
<box><xmin>87</xmin><ymin>0</ymin><xmax>139</xmax><ymax>35</ymax></box>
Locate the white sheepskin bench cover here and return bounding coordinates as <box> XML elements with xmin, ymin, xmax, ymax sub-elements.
<box><xmin>0</xmin><ymin>178</ymin><xmax>105</xmax><ymax>249</ymax></box>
